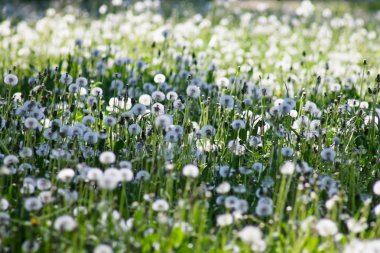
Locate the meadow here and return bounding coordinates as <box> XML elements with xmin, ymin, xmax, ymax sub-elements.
<box><xmin>1</xmin><ymin>0</ymin><xmax>380</xmax><ymax>252</ymax></box>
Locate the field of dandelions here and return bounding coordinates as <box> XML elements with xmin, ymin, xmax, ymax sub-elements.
<box><xmin>1</xmin><ymin>0</ymin><xmax>380</xmax><ymax>252</ymax></box>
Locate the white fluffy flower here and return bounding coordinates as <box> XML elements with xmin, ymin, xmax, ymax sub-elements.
<box><xmin>238</xmin><ymin>226</ymin><xmax>263</xmax><ymax>244</ymax></box>
<box><xmin>57</xmin><ymin>168</ymin><xmax>75</xmax><ymax>183</ymax></box>
<box><xmin>155</xmin><ymin>114</ymin><xmax>173</xmax><ymax>128</ymax></box>
<box><xmin>186</xmin><ymin>85</ymin><xmax>201</xmax><ymax>98</ymax></box>
<box><xmin>216</xmin><ymin>182</ymin><xmax>231</xmax><ymax>194</ymax></box>
<box><xmin>94</xmin><ymin>244</ymin><xmax>113</xmax><ymax>253</ymax></box>
<box><xmin>54</xmin><ymin>215</ymin><xmax>77</xmax><ymax>232</ymax></box>
<box><xmin>24</xmin><ymin>197</ymin><xmax>43</xmax><ymax>211</ymax></box>
<box><xmin>182</xmin><ymin>164</ymin><xmax>200</xmax><ymax>178</ymax></box>
<box><xmin>119</xmin><ymin>168</ymin><xmax>134</xmax><ymax>182</ymax></box>
<box><xmin>98</xmin><ymin>174</ymin><xmax>119</xmax><ymax>190</ymax></box>
<box><xmin>373</xmin><ymin>181</ymin><xmax>380</xmax><ymax>195</ymax></box>
<box><xmin>154</xmin><ymin>73</ymin><xmax>166</xmax><ymax>84</ymax></box>
<box><xmin>320</xmin><ymin>148</ymin><xmax>336</xmax><ymax>162</ymax></box>
<box><xmin>152</xmin><ymin>199</ymin><xmax>169</xmax><ymax>212</ymax></box>
<box><xmin>99</xmin><ymin>151</ymin><xmax>116</xmax><ymax>164</ymax></box>
<box><xmin>280</xmin><ymin>161</ymin><xmax>295</xmax><ymax>175</ymax></box>
<box><xmin>343</xmin><ymin>239</ymin><xmax>380</xmax><ymax>253</ymax></box>
<box><xmin>315</xmin><ymin>218</ymin><xmax>338</xmax><ymax>237</ymax></box>
<box><xmin>216</xmin><ymin>213</ymin><xmax>233</xmax><ymax>226</ymax></box>
<box><xmin>139</xmin><ymin>94</ymin><xmax>152</xmax><ymax>106</ymax></box>
<box><xmin>4</xmin><ymin>73</ymin><xmax>18</xmax><ymax>86</ymax></box>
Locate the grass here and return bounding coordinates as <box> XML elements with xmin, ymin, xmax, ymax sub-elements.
<box><xmin>0</xmin><ymin>0</ymin><xmax>380</xmax><ymax>252</ymax></box>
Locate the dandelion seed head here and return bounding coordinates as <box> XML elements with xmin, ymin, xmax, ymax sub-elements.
<box><xmin>99</xmin><ymin>151</ymin><xmax>116</xmax><ymax>165</ymax></box>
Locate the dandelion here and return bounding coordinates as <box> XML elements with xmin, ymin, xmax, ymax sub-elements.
<box><xmin>119</xmin><ymin>168</ymin><xmax>134</xmax><ymax>182</ymax></box>
<box><xmin>249</xmin><ymin>136</ymin><xmax>262</xmax><ymax>147</ymax></box>
<box><xmin>84</xmin><ymin>131</ymin><xmax>99</xmax><ymax>144</ymax></box>
<box><xmin>152</xmin><ymin>199</ymin><xmax>169</xmax><ymax>212</ymax></box>
<box><xmin>173</xmin><ymin>99</ymin><xmax>185</xmax><ymax>110</ymax></box>
<box><xmin>60</xmin><ymin>73</ymin><xmax>73</xmax><ymax>85</ymax></box>
<box><xmin>82</xmin><ymin>115</ymin><xmax>96</xmax><ymax>125</ymax></box>
<box><xmin>186</xmin><ymin>85</ymin><xmax>201</xmax><ymax>98</ymax></box>
<box><xmin>219</xmin><ymin>95</ymin><xmax>234</xmax><ymax>109</ymax></box>
<box><xmin>315</xmin><ymin>218</ymin><xmax>338</xmax><ymax>237</ymax></box>
<box><xmin>54</xmin><ymin>215</ymin><xmax>77</xmax><ymax>232</ymax></box>
<box><xmin>321</xmin><ymin>148</ymin><xmax>336</xmax><ymax>162</ymax></box>
<box><xmin>3</xmin><ymin>155</ymin><xmax>19</xmax><ymax>166</ymax></box>
<box><xmin>132</xmin><ymin>103</ymin><xmax>146</xmax><ymax>115</ymax></box>
<box><xmin>152</xmin><ymin>91</ymin><xmax>166</xmax><ymax>102</ymax></box>
<box><xmin>252</xmin><ymin>162</ymin><xmax>265</xmax><ymax>173</ymax></box>
<box><xmin>36</xmin><ymin>178</ymin><xmax>51</xmax><ymax>190</ymax></box>
<box><xmin>295</xmin><ymin>160</ymin><xmax>313</xmax><ymax>174</ymax></box>
<box><xmin>154</xmin><ymin>74</ymin><xmax>166</xmax><ymax>84</ymax></box>
<box><xmin>166</xmin><ymin>91</ymin><xmax>178</xmax><ymax>101</ymax></box>
<box><xmin>167</xmin><ymin>125</ymin><xmax>184</xmax><ymax>136</ymax></box>
<box><xmin>227</xmin><ymin>140</ymin><xmax>246</xmax><ymax>155</ymax></box>
<box><xmin>24</xmin><ymin>197</ymin><xmax>43</xmax><ymax>211</ymax></box>
<box><xmin>216</xmin><ymin>77</ymin><xmax>230</xmax><ymax>89</ymax></box>
<box><xmin>128</xmin><ymin>124</ymin><xmax>142</xmax><ymax>135</ymax></box>
<box><xmin>119</xmin><ymin>161</ymin><xmax>132</xmax><ymax>169</ymax></box>
<box><xmin>373</xmin><ymin>181</ymin><xmax>380</xmax><ymax>195</ymax></box>
<box><xmin>216</xmin><ymin>213</ymin><xmax>233</xmax><ymax>227</ymax></box>
<box><xmin>91</xmin><ymin>87</ymin><xmax>103</xmax><ymax>97</ymax></box>
<box><xmin>238</xmin><ymin>226</ymin><xmax>263</xmax><ymax>244</ymax></box>
<box><xmin>310</xmin><ymin>120</ymin><xmax>321</xmax><ymax>130</ymax></box>
<box><xmin>235</xmin><ymin>199</ymin><xmax>249</xmax><ymax>213</ymax></box>
<box><xmin>281</xmin><ymin>147</ymin><xmax>293</xmax><ymax>157</ymax></box>
<box><xmin>86</xmin><ymin>168</ymin><xmax>103</xmax><ymax>181</ymax></box>
<box><xmin>343</xmin><ymin>240</ymin><xmax>380</xmax><ymax>253</ymax></box>
<box><xmin>135</xmin><ymin>170</ymin><xmax>150</xmax><ymax>181</ymax></box>
<box><xmin>39</xmin><ymin>191</ymin><xmax>55</xmax><ymax>204</ymax></box>
<box><xmin>24</xmin><ymin>117</ymin><xmax>40</xmax><ymax>129</ymax></box>
<box><xmin>165</xmin><ymin>130</ymin><xmax>179</xmax><ymax>143</ymax></box>
<box><xmin>280</xmin><ymin>161</ymin><xmax>295</xmax><ymax>175</ymax></box>
<box><xmin>99</xmin><ymin>151</ymin><xmax>116</xmax><ymax>165</ymax></box>
<box><xmin>216</xmin><ymin>182</ymin><xmax>231</xmax><ymax>194</ymax></box>
<box><xmin>251</xmin><ymin>239</ymin><xmax>267</xmax><ymax>252</ymax></box>
<box><xmin>201</xmin><ymin>125</ymin><xmax>216</xmax><ymax>138</ymax></box>
<box><xmin>332</xmin><ymin>137</ymin><xmax>340</xmax><ymax>146</ymax></box>
<box><xmin>57</xmin><ymin>168</ymin><xmax>75</xmax><ymax>183</ymax></box>
<box><xmin>96</xmin><ymin>61</ymin><xmax>107</xmax><ymax>75</ymax></box>
<box><xmin>68</xmin><ymin>83</ymin><xmax>80</xmax><ymax>93</ymax></box>
<box><xmin>360</xmin><ymin>101</ymin><xmax>369</xmax><ymax>109</ymax></box>
<box><xmin>98</xmin><ymin>174</ymin><xmax>119</xmax><ymax>190</ymax></box>
<box><xmin>94</xmin><ymin>244</ymin><xmax>113</xmax><ymax>253</ymax></box>
<box><xmin>103</xmin><ymin>115</ymin><xmax>116</xmax><ymax>127</ymax></box>
<box><xmin>255</xmin><ymin>202</ymin><xmax>273</xmax><ymax>217</ymax></box>
<box><xmin>139</xmin><ymin>94</ymin><xmax>152</xmax><ymax>105</ymax></box>
<box><xmin>151</xmin><ymin>102</ymin><xmax>165</xmax><ymax>115</ymax></box>
<box><xmin>0</xmin><ymin>199</ymin><xmax>9</xmax><ymax>210</ymax></box>
<box><xmin>22</xmin><ymin>240</ymin><xmax>39</xmax><ymax>253</ymax></box>
<box><xmin>19</xmin><ymin>147</ymin><xmax>33</xmax><ymax>158</ymax></box>
<box><xmin>231</xmin><ymin>119</ymin><xmax>245</xmax><ymax>130</ymax></box>
<box><xmin>76</xmin><ymin>77</ymin><xmax>88</xmax><ymax>87</ymax></box>
<box><xmin>104</xmin><ymin>167</ymin><xmax>122</xmax><ymax>179</ymax></box>
<box><xmin>374</xmin><ymin>205</ymin><xmax>380</xmax><ymax>216</ymax></box>
<box><xmin>21</xmin><ymin>181</ymin><xmax>35</xmax><ymax>194</ymax></box>
<box><xmin>182</xmin><ymin>164</ymin><xmax>199</xmax><ymax>178</ymax></box>
<box><xmin>155</xmin><ymin>114</ymin><xmax>173</xmax><ymax>128</ymax></box>
<box><xmin>304</xmin><ymin>101</ymin><xmax>317</xmax><ymax>112</ymax></box>
<box><xmin>218</xmin><ymin>165</ymin><xmax>234</xmax><ymax>177</ymax></box>
<box><xmin>346</xmin><ymin>218</ymin><xmax>367</xmax><ymax>234</ymax></box>
<box><xmin>280</xmin><ymin>102</ymin><xmax>293</xmax><ymax>115</ymax></box>
<box><xmin>4</xmin><ymin>73</ymin><xmax>18</xmax><ymax>86</ymax></box>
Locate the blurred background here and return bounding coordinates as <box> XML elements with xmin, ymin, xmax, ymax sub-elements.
<box><xmin>2</xmin><ymin>0</ymin><xmax>380</xmax><ymax>21</ymax></box>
